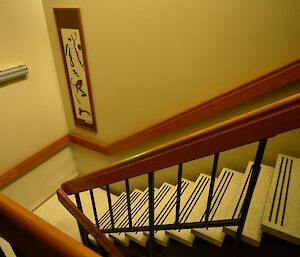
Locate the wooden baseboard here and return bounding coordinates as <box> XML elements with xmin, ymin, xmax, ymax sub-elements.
<box><xmin>68</xmin><ymin>134</ymin><xmax>109</xmax><ymax>154</ymax></box>
<box><xmin>0</xmin><ymin>135</ymin><xmax>70</xmax><ymax>187</ymax></box>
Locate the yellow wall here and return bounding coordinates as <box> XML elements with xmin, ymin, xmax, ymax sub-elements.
<box><xmin>41</xmin><ymin>0</ymin><xmax>300</xmax><ymax>191</ymax></box>
<box><xmin>0</xmin><ymin>0</ymin><xmax>69</xmax><ymax>172</ymax></box>
<box><xmin>43</xmin><ymin>0</ymin><xmax>300</xmax><ymax>145</ymax></box>
<box><xmin>0</xmin><ymin>0</ymin><xmax>80</xmax><ymax>208</ymax></box>
<box><xmin>1</xmin><ymin>148</ymin><xmax>78</xmax><ymax>210</ymax></box>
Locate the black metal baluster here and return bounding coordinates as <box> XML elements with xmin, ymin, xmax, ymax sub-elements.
<box><xmin>205</xmin><ymin>153</ymin><xmax>219</xmax><ymax>224</ymax></box>
<box><xmin>89</xmin><ymin>189</ymin><xmax>99</xmax><ymax>228</ymax></box>
<box><xmin>89</xmin><ymin>190</ymin><xmax>103</xmax><ymax>255</ymax></box>
<box><xmin>125</xmin><ymin>179</ymin><xmax>133</xmax><ymax>228</ymax></box>
<box><xmin>233</xmin><ymin>139</ymin><xmax>268</xmax><ymax>254</ymax></box>
<box><xmin>175</xmin><ymin>163</ymin><xmax>183</xmax><ymax>225</ymax></box>
<box><xmin>106</xmin><ymin>185</ymin><xmax>115</xmax><ymax>230</ymax></box>
<box><xmin>148</xmin><ymin>172</ymin><xmax>155</xmax><ymax>257</ymax></box>
<box><xmin>75</xmin><ymin>193</ymin><xmax>89</xmax><ymax>246</ymax></box>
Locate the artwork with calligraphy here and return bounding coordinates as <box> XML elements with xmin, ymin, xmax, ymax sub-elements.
<box><xmin>61</xmin><ymin>28</ymin><xmax>93</xmax><ymax>125</ymax></box>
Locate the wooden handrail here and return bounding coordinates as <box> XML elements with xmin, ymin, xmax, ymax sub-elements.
<box><xmin>57</xmin><ymin>189</ymin><xmax>125</xmax><ymax>257</ymax></box>
<box><xmin>2</xmin><ymin>59</ymin><xmax>300</xmax><ymax>189</ymax></box>
<box><xmin>0</xmin><ymin>193</ymin><xmax>101</xmax><ymax>257</ymax></box>
<box><xmin>62</xmin><ymin>93</ymin><xmax>300</xmax><ymax>194</ymax></box>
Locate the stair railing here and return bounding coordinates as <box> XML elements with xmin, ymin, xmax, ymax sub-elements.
<box><xmin>58</xmin><ymin>93</ymin><xmax>300</xmax><ymax>257</ymax></box>
<box><xmin>0</xmin><ymin>193</ymin><xmax>102</xmax><ymax>257</ymax></box>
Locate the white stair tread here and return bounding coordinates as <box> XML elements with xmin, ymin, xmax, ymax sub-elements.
<box><xmin>191</xmin><ymin>168</ymin><xmax>243</xmax><ymax>247</ymax></box>
<box><xmin>80</xmin><ymin>188</ymin><xmax>119</xmax><ymax>224</ymax></box>
<box><xmin>262</xmin><ymin>154</ymin><xmax>300</xmax><ymax>246</ymax></box>
<box><xmin>126</xmin><ymin>183</ymin><xmax>174</xmax><ymax>247</ymax></box>
<box><xmin>100</xmin><ymin>189</ymin><xmax>143</xmax><ymax>246</ymax></box>
<box><xmin>33</xmin><ymin>193</ymin><xmax>81</xmax><ymax>242</ymax></box>
<box><xmin>166</xmin><ymin>173</ymin><xmax>213</xmax><ymax>247</ymax></box>
<box><xmin>144</xmin><ymin>179</ymin><xmax>194</xmax><ymax>247</ymax></box>
<box><xmin>33</xmin><ymin>188</ymin><xmax>118</xmax><ymax>243</ymax></box>
<box><xmin>223</xmin><ymin>162</ymin><xmax>274</xmax><ymax>247</ymax></box>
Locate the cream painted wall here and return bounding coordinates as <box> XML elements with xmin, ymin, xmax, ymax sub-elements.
<box><xmin>0</xmin><ymin>0</ymin><xmax>69</xmax><ymax>172</ymax></box>
<box><xmin>41</xmin><ymin>0</ymin><xmax>300</xmax><ymax>193</ymax></box>
<box><xmin>0</xmin><ymin>0</ymin><xmax>81</xmax><ymax>209</ymax></box>
<box><xmin>1</xmin><ymin>148</ymin><xmax>78</xmax><ymax>211</ymax></box>
<box><xmin>43</xmin><ymin>0</ymin><xmax>300</xmax><ymax>145</ymax></box>
<box><xmin>72</xmin><ymin>82</ymin><xmax>300</xmax><ymax>193</ymax></box>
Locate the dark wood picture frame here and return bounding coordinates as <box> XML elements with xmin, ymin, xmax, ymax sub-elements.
<box><xmin>54</xmin><ymin>8</ymin><xmax>97</xmax><ymax>132</ymax></box>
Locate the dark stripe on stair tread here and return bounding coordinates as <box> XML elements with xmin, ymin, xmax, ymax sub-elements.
<box><xmin>102</xmin><ymin>191</ymin><xmax>141</xmax><ymax>229</ymax></box>
<box><xmin>275</xmin><ymin>158</ymin><xmax>288</xmax><ymax>224</ymax></box>
<box><xmin>97</xmin><ymin>194</ymin><xmax>126</xmax><ymax>226</ymax></box>
<box><xmin>133</xmin><ymin>185</ymin><xmax>169</xmax><ymax>228</ymax></box>
<box><xmin>269</xmin><ymin>156</ymin><xmax>284</xmax><ymax>222</ymax></box>
<box><xmin>200</xmin><ymin>170</ymin><xmax>231</xmax><ymax>222</ymax></box>
<box><xmin>281</xmin><ymin>159</ymin><xmax>293</xmax><ymax>226</ymax></box>
<box><xmin>179</xmin><ymin>176</ymin><xmax>206</xmax><ymax>222</ymax></box>
<box><xmin>182</xmin><ymin>178</ymin><xmax>210</xmax><ymax>224</ymax></box>
<box><xmin>117</xmin><ymin>190</ymin><xmax>149</xmax><ymax>227</ymax></box>
<box><xmin>232</xmin><ymin>165</ymin><xmax>253</xmax><ymax>219</ymax></box>
<box><xmin>207</xmin><ymin>172</ymin><xmax>232</xmax><ymax>222</ymax></box>
<box><xmin>116</xmin><ymin>189</ymin><xmax>150</xmax><ymax>233</ymax></box>
<box><xmin>210</xmin><ymin>172</ymin><xmax>234</xmax><ymax>222</ymax></box>
<box><xmin>154</xmin><ymin>181</ymin><xmax>189</xmax><ymax>232</ymax></box>
<box><xmin>134</xmin><ymin>185</ymin><xmax>172</xmax><ymax>233</ymax></box>
<box><xmin>154</xmin><ymin>181</ymin><xmax>188</xmax><ymax>225</ymax></box>
<box><xmin>177</xmin><ymin>178</ymin><xmax>210</xmax><ymax>232</ymax></box>
<box><xmin>200</xmin><ymin>170</ymin><xmax>229</xmax><ymax>221</ymax></box>
<box><xmin>101</xmin><ymin>192</ymin><xmax>139</xmax><ymax>229</ymax></box>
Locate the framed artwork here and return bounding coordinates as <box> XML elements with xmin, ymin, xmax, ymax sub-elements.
<box><xmin>54</xmin><ymin>8</ymin><xmax>97</xmax><ymax>132</ymax></box>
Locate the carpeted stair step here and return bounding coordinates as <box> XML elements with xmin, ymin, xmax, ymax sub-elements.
<box><xmin>191</xmin><ymin>168</ymin><xmax>243</xmax><ymax>247</ymax></box>
<box><xmin>165</xmin><ymin>173</ymin><xmax>213</xmax><ymax>247</ymax></box>
<box><xmin>261</xmin><ymin>154</ymin><xmax>300</xmax><ymax>246</ymax></box>
<box><xmin>223</xmin><ymin>162</ymin><xmax>274</xmax><ymax>247</ymax></box>
<box><xmin>126</xmin><ymin>183</ymin><xmax>174</xmax><ymax>247</ymax></box>
<box><xmin>99</xmin><ymin>189</ymin><xmax>143</xmax><ymax>246</ymax></box>
<box><xmin>144</xmin><ymin>179</ymin><xmax>194</xmax><ymax>247</ymax></box>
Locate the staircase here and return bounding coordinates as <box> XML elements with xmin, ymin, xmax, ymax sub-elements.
<box><xmin>67</xmin><ymin>154</ymin><xmax>298</xmax><ymax>251</ymax></box>
<box><xmin>1</xmin><ymin>94</ymin><xmax>299</xmax><ymax>257</ymax></box>
<box><xmin>5</xmin><ymin>153</ymin><xmax>296</xmax><ymax>257</ymax></box>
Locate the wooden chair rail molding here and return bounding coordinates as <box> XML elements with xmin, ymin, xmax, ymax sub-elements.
<box><xmin>57</xmin><ymin>189</ymin><xmax>125</xmax><ymax>257</ymax></box>
<box><xmin>62</xmin><ymin>93</ymin><xmax>300</xmax><ymax>194</ymax></box>
<box><xmin>0</xmin><ymin>135</ymin><xmax>70</xmax><ymax>187</ymax></box>
<box><xmin>69</xmin><ymin>58</ymin><xmax>300</xmax><ymax>155</ymax></box>
<box><xmin>1</xmin><ymin>59</ymin><xmax>300</xmax><ymax>188</ymax></box>
<box><xmin>0</xmin><ymin>192</ymin><xmax>101</xmax><ymax>257</ymax></box>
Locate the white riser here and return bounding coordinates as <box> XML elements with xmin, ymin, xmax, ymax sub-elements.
<box><xmin>126</xmin><ymin>183</ymin><xmax>174</xmax><ymax>247</ymax></box>
<box><xmin>223</xmin><ymin>162</ymin><xmax>274</xmax><ymax>247</ymax></box>
<box><xmin>166</xmin><ymin>173</ymin><xmax>213</xmax><ymax>247</ymax></box>
<box><xmin>262</xmin><ymin>154</ymin><xmax>300</xmax><ymax>246</ymax></box>
<box><xmin>191</xmin><ymin>168</ymin><xmax>243</xmax><ymax>247</ymax></box>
